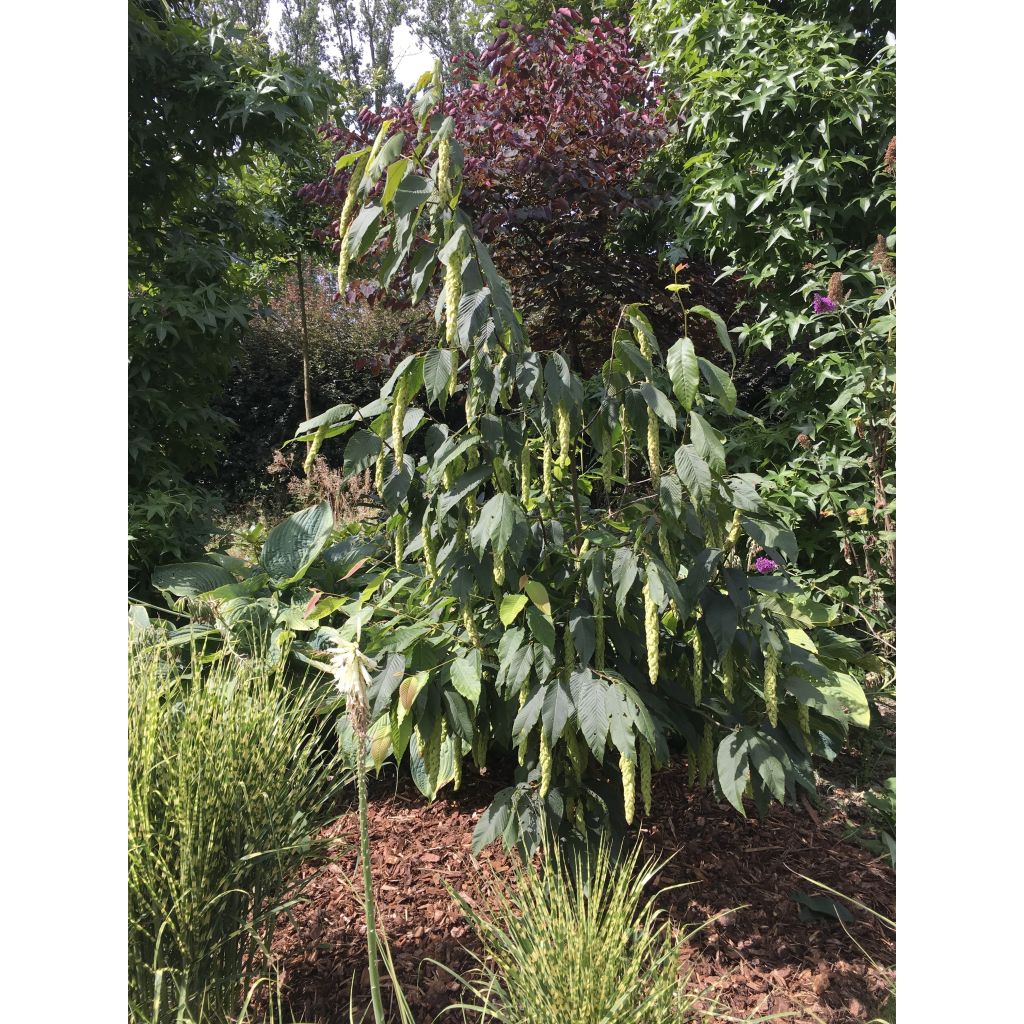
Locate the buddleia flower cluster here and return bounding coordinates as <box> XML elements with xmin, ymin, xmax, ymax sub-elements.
<box><xmin>328</xmin><ymin>640</ymin><xmax>373</xmax><ymax>740</ymax></box>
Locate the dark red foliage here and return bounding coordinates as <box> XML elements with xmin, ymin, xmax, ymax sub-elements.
<box><xmin>299</xmin><ymin>7</ymin><xmax>685</xmax><ymax>373</ymax></box>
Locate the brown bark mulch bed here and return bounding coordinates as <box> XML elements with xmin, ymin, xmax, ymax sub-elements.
<box><xmin>268</xmin><ymin>764</ymin><xmax>895</xmax><ymax>1024</ymax></box>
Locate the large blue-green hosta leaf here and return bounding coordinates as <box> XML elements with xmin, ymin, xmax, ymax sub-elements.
<box><xmin>260</xmin><ymin>502</ymin><xmax>333</xmax><ymax>586</ymax></box>
<box><xmin>151</xmin><ymin>561</ymin><xmax>236</xmax><ymax>598</ymax></box>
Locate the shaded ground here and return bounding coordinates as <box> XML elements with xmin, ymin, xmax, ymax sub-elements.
<box><xmin>268</xmin><ymin>762</ymin><xmax>895</xmax><ymax>1023</ymax></box>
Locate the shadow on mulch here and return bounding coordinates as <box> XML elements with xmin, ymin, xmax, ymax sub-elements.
<box><xmin>268</xmin><ymin>765</ymin><xmax>894</xmax><ymax>1024</ymax></box>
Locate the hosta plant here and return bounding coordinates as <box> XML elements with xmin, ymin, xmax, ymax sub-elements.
<box><xmin>156</xmin><ymin>64</ymin><xmax>873</xmax><ymax>851</ymax></box>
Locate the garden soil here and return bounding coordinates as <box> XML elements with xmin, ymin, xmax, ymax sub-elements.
<box><xmin>268</xmin><ymin>765</ymin><xmax>895</xmax><ymax>1024</ymax></box>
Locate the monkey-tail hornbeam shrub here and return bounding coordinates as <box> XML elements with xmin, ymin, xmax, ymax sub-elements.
<box><xmin>153</xmin><ymin>63</ymin><xmax>873</xmax><ymax>853</ymax></box>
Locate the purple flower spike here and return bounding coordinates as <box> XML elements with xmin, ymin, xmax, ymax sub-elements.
<box><xmin>754</xmin><ymin>557</ymin><xmax>779</xmax><ymax>575</ymax></box>
<box><xmin>812</xmin><ymin>293</ymin><xmax>836</xmax><ymax>314</ymax></box>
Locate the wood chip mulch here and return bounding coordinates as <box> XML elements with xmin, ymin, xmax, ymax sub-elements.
<box><xmin>267</xmin><ymin>764</ymin><xmax>894</xmax><ymax>1023</ymax></box>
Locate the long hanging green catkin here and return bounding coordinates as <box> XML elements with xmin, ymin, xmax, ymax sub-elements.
<box><xmin>556</xmin><ymin>404</ymin><xmax>572</xmax><ymax>466</ymax></box>
<box><xmin>565</xmin><ymin>729</ymin><xmax>586</xmax><ymax>782</ymax></box>
<box><xmin>394</xmin><ymin>520</ymin><xmax>405</xmax><ymax>571</ymax></box>
<box><xmin>422</xmin><ymin>522</ymin><xmax>437</xmax><ymax>582</ymax></box>
<box><xmin>335</xmin><ymin>154</ymin><xmax>367</xmax><ymax>299</ymax></box>
<box><xmin>639</xmin><ymin>739</ymin><xmax>652</xmax><ymax>816</ymax></box>
<box><xmin>520</xmin><ymin>443</ymin><xmax>532</xmax><ymax>503</ymax></box>
<box><xmin>391</xmin><ymin>375</ymin><xmax>410</xmax><ymax>465</ymax></box>
<box><xmin>493</xmin><ymin>553</ymin><xmax>505</xmax><ymax>587</ymax></box>
<box><xmin>798</xmin><ymin>703</ymin><xmax>811</xmax><ymax>748</ymax></box>
<box><xmin>594</xmin><ymin>588</ymin><xmax>605</xmax><ymax>671</ymax></box>
<box><xmin>690</xmin><ymin>625</ymin><xmax>703</xmax><ymax>704</ymax></box>
<box><xmin>463</xmin><ymin>606</ymin><xmax>482</xmax><ymax>648</ymax></box>
<box><xmin>658</xmin><ymin>521</ymin><xmax>672</xmax><ymax>567</ymax></box>
<box><xmin>444</xmin><ymin>243</ymin><xmax>462</xmax><ymax>349</ymax></box>
<box><xmin>721</xmin><ymin>647</ymin><xmax>734</xmax><ymax>702</ymax></box>
<box><xmin>620</xmin><ymin>752</ymin><xmax>636</xmax><ymax>825</ymax></box>
<box><xmin>437</xmin><ymin>136</ymin><xmax>451</xmax><ymax>206</ymax></box>
<box><xmin>601</xmin><ymin>428</ymin><xmax>614</xmax><ymax>495</ymax></box>
<box><xmin>452</xmin><ymin>733</ymin><xmax>463</xmax><ymax>790</ymax></box>
<box><xmin>375</xmin><ymin>449</ymin><xmax>387</xmax><ymax>493</ymax></box>
<box><xmin>563</xmin><ymin>620</ymin><xmax>575</xmax><ymax>678</ymax></box>
<box><xmin>303</xmin><ymin>422</ymin><xmax>328</xmax><ymax>476</ymax></box>
<box><xmin>472</xmin><ymin>725</ymin><xmax>487</xmax><ymax>770</ymax></box>
<box><xmin>620</xmin><ymin>402</ymin><xmax>631</xmax><ymax>484</ymax></box>
<box><xmin>542</xmin><ymin>437</ymin><xmax>554</xmax><ymax>502</ymax></box>
<box><xmin>643</xmin><ymin>577</ymin><xmax>659</xmax><ymax>686</ymax></box>
<box><xmin>764</xmin><ymin>644</ymin><xmax>779</xmax><ymax>727</ymax></box>
<box><xmin>699</xmin><ymin>721</ymin><xmax>713</xmax><ymax>786</ymax></box>
<box><xmin>647</xmin><ymin>410</ymin><xmax>661</xmax><ymax>489</ymax></box>
<box><xmin>539</xmin><ymin>729</ymin><xmax>553</xmax><ymax>798</ymax></box>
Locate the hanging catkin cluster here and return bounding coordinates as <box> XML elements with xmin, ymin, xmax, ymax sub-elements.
<box><xmin>472</xmin><ymin>725</ymin><xmax>488</xmax><ymax>770</ymax></box>
<box><xmin>555</xmin><ymin>404</ymin><xmax>572</xmax><ymax>466</ymax></box>
<box><xmin>394</xmin><ymin>520</ymin><xmax>406</xmax><ymax>571</ymax></box>
<box><xmin>437</xmin><ymin>135</ymin><xmax>451</xmax><ymax>205</ymax></box>
<box><xmin>303</xmin><ymin>422</ymin><xmax>328</xmax><ymax>476</ymax></box>
<box><xmin>764</xmin><ymin>644</ymin><xmax>780</xmax><ymax>727</ymax></box>
<box><xmin>391</xmin><ymin>375</ymin><xmax>410</xmax><ymax>465</ymax></box>
<box><xmin>565</xmin><ymin>729</ymin><xmax>585</xmax><ymax>782</ymax></box>
<box><xmin>520</xmin><ymin>443</ymin><xmax>532</xmax><ymax>503</ymax></box>
<box><xmin>620</xmin><ymin>751</ymin><xmax>636</xmax><ymax>825</ymax></box>
<box><xmin>699</xmin><ymin>721</ymin><xmax>714</xmax><ymax>785</ymax></box>
<box><xmin>452</xmin><ymin>734</ymin><xmax>463</xmax><ymax>790</ymax></box>
<box><xmin>444</xmin><ymin>242</ymin><xmax>462</xmax><ymax>348</ymax></box>
<box><xmin>721</xmin><ymin>647</ymin><xmax>734</xmax><ymax>702</ymax></box>
<box><xmin>620</xmin><ymin>402</ymin><xmax>631</xmax><ymax>483</ymax></box>
<box><xmin>563</xmin><ymin>620</ymin><xmax>575</xmax><ymax>678</ymax></box>
<box><xmin>647</xmin><ymin>410</ymin><xmax>661</xmax><ymax>489</ymax></box>
<box><xmin>601</xmin><ymin>428</ymin><xmax>614</xmax><ymax>493</ymax></box>
<box><xmin>374</xmin><ymin>448</ymin><xmax>387</xmax><ymax>493</ymax></box>
<box><xmin>421</xmin><ymin>518</ymin><xmax>437</xmax><ymax>582</ymax></box>
<box><xmin>689</xmin><ymin>624</ymin><xmax>703</xmax><ymax>704</ymax></box>
<box><xmin>542</xmin><ymin>436</ymin><xmax>554</xmax><ymax>502</ymax></box>
<box><xmin>335</xmin><ymin>154</ymin><xmax>367</xmax><ymax>300</ymax></box>
<box><xmin>463</xmin><ymin>606</ymin><xmax>482</xmax><ymax>648</ymax></box>
<box><xmin>643</xmin><ymin>575</ymin><xmax>659</xmax><ymax>685</ymax></box>
<box><xmin>539</xmin><ymin>729</ymin><xmax>553</xmax><ymax>797</ymax></box>
<box><xmin>639</xmin><ymin>739</ymin><xmax>652</xmax><ymax>816</ymax></box>
<box><xmin>798</xmin><ymin>703</ymin><xmax>811</xmax><ymax>749</ymax></box>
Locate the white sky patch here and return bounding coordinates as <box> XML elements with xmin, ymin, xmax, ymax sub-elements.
<box><xmin>266</xmin><ymin>0</ymin><xmax>434</xmax><ymax>87</ymax></box>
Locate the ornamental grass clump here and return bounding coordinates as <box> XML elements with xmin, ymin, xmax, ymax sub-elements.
<box><xmin>451</xmin><ymin>833</ymin><xmax>699</xmax><ymax>1024</ymax></box>
<box><xmin>128</xmin><ymin>646</ymin><xmax>347</xmax><ymax>1023</ymax></box>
